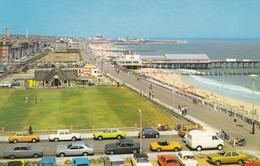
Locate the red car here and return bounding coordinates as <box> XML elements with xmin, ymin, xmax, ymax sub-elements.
<box><xmin>157</xmin><ymin>154</ymin><xmax>180</xmax><ymax>166</ymax></box>
<box><xmin>246</xmin><ymin>162</ymin><xmax>260</xmax><ymax>166</ymax></box>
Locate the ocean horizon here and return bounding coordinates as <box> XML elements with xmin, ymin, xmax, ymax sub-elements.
<box><xmin>115</xmin><ymin>40</ymin><xmax>260</xmax><ymax>105</ymax></box>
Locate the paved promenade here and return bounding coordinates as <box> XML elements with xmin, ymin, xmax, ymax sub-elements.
<box><xmin>101</xmin><ymin>63</ymin><xmax>260</xmax><ymax>158</ymax></box>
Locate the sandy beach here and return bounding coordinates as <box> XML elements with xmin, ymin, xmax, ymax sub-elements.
<box><xmin>136</xmin><ymin>68</ymin><xmax>260</xmax><ymax>119</ymax></box>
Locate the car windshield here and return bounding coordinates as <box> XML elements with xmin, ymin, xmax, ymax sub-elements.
<box><xmin>67</xmin><ymin>144</ymin><xmax>72</xmax><ymax>149</ymax></box>
<box><xmin>116</xmin><ymin>141</ymin><xmax>121</xmax><ymax>145</ymax></box>
<box><xmin>41</xmin><ymin>164</ymin><xmax>53</xmax><ymax>166</ymax></box>
<box><xmin>167</xmin><ymin>159</ymin><xmax>178</xmax><ymax>163</ymax></box>
<box><xmin>77</xmin><ymin>164</ymin><xmax>89</xmax><ymax>166</ymax></box>
<box><xmin>85</xmin><ymin>144</ymin><xmax>89</xmax><ymax>147</ymax></box>
<box><xmin>184</xmin><ymin>155</ymin><xmax>195</xmax><ymax>160</ymax></box>
<box><xmin>137</xmin><ymin>158</ymin><xmax>149</xmax><ymax>163</ymax></box>
<box><xmin>218</xmin><ymin>150</ymin><xmax>226</xmax><ymax>156</ymax></box>
<box><xmin>8</xmin><ymin>161</ymin><xmax>23</xmax><ymax>166</ymax></box>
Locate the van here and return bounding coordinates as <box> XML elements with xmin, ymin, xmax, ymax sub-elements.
<box><xmin>185</xmin><ymin>130</ymin><xmax>224</xmax><ymax>151</ymax></box>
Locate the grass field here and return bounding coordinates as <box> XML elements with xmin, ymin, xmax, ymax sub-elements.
<box><xmin>0</xmin><ymin>87</ymin><xmax>177</xmax><ymax>131</ymax></box>
<box><xmin>36</xmin><ymin>53</ymin><xmax>80</xmax><ymax>62</ymax></box>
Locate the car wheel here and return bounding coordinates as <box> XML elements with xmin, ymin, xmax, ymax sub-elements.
<box><xmin>33</xmin><ymin>154</ymin><xmax>39</xmax><ymax>158</ymax></box>
<box><xmin>110</xmin><ymin>151</ymin><xmax>115</xmax><ymax>155</ymax></box>
<box><xmin>133</xmin><ymin>150</ymin><xmax>138</xmax><ymax>154</ymax></box>
<box><xmin>54</xmin><ymin>138</ymin><xmax>59</xmax><ymax>142</ymax></box>
<box><xmin>237</xmin><ymin>159</ymin><xmax>244</xmax><ymax>165</ymax></box>
<box><xmin>117</xmin><ymin>135</ymin><xmax>122</xmax><ymax>139</ymax></box>
<box><xmin>142</xmin><ymin>135</ymin><xmax>145</xmax><ymax>139</ymax></box>
<box><xmin>13</xmin><ymin>139</ymin><xmax>18</xmax><ymax>143</ymax></box>
<box><xmin>215</xmin><ymin>160</ymin><xmax>221</xmax><ymax>166</ymax></box>
<box><xmin>217</xmin><ymin>145</ymin><xmax>223</xmax><ymax>150</ymax></box>
<box><xmin>156</xmin><ymin>148</ymin><xmax>162</xmax><ymax>152</ymax></box>
<box><xmin>196</xmin><ymin>146</ymin><xmax>202</xmax><ymax>151</ymax></box>
<box><xmin>155</xmin><ymin>134</ymin><xmax>159</xmax><ymax>138</ymax></box>
<box><xmin>82</xmin><ymin>152</ymin><xmax>88</xmax><ymax>156</ymax></box>
<box><xmin>59</xmin><ymin>153</ymin><xmax>65</xmax><ymax>157</ymax></box>
<box><xmin>71</xmin><ymin>137</ymin><xmax>77</xmax><ymax>142</ymax></box>
<box><xmin>98</xmin><ymin>136</ymin><xmax>103</xmax><ymax>141</ymax></box>
<box><xmin>10</xmin><ymin>155</ymin><xmax>16</xmax><ymax>159</ymax></box>
<box><xmin>31</xmin><ymin>138</ymin><xmax>37</xmax><ymax>143</ymax></box>
<box><xmin>173</xmin><ymin>147</ymin><xmax>179</xmax><ymax>152</ymax></box>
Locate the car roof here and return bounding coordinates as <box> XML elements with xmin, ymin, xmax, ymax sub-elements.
<box><xmin>119</xmin><ymin>138</ymin><xmax>134</xmax><ymax>143</ymax></box>
<box><xmin>159</xmin><ymin>154</ymin><xmax>177</xmax><ymax>159</ymax></box>
<box><xmin>72</xmin><ymin>157</ymin><xmax>90</xmax><ymax>164</ymax></box>
<box><xmin>134</xmin><ymin>153</ymin><xmax>149</xmax><ymax>158</ymax></box>
<box><xmin>107</xmin><ymin>155</ymin><xmax>124</xmax><ymax>162</ymax></box>
<box><xmin>41</xmin><ymin>157</ymin><xmax>55</xmax><ymax>163</ymax></box>
<box><xmin>13</xmin><ymin>143</ymin><xmax>29</xmax><ymax>147</ymax></box>
<box><xmin>71</xmin><ymin>141</ymin><xmax>86</xmax><ymax>145</ymax></box>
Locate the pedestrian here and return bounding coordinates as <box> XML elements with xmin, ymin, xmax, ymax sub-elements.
<box><xmin>28</xmin><ymin>125</ymin><xmax>32</xmax><ymax>134</ymax></box>
<box><xmin>181</xmin><ymin>106</ymin><xmax>184</xmax><ymax>115</ymax></box>
<box><xmin>35</xmin><ymin>96</ymin><xmax>38</xmax><ymax>104</ymax></box>
<box><xmin>184</xmin><ymin>105</ymin><xmax>188</xmax><ymax>115</ymax></box>
<box><xmin>117</xmin><ymin>82</ymin><xmax>119</xmax><ymax>87</ymax></box>
<box><xmin>178</xmin><ymin>105</ymin><xmax>181</xmax><ymax>111</ymax></box>
<box><xmin>24</xmin><ymin>96</ymin><xmax>28</xmax><ymax>103</ymax></box>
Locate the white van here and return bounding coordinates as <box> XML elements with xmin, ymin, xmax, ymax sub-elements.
<box><xmin>185</xmin><ymin>130</ymin><xmax>224</xmax><ymax>151</ymax></box>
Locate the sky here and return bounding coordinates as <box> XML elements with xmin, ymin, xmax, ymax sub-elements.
<box><xmin>1</xmin><ymin>0</ymin><xmax>260</xmax><ymax>39</ymax></box>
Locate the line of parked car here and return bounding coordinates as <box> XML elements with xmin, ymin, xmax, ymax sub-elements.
<box><xmin>3</xmin><ymin>128</ymin><xmax>260</xmax><ymax>166</ymax></box>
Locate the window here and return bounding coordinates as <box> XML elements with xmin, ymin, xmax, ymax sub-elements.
<box><xmin>79</xmin><ymin>146</ymin><xmax>84</xmax><ymax>149</ymax></box>
<box><xmin>212</xmin><ymin>136</ymin><xmax>218</xmax><ymax>140</ymax></box>
<box><xmin>21</xmin><ymin>147</ymin><xmax>29</xmax><ymax>150</ymax></box>
<box><xmin>14</xmin><ymin>147</ymin><xmax>21</xmax><ymax>150</ymax></box>
<box><xmin>232</xmin><ymin>152</ymin><xmax>239</xmax><ymax>156</ymax></box>
<box><xmin>65</xmin><ymin>131</ymin><xmax>70</xmax><ymax>135</ymax></box>
<box><xmin>225</xmin><ymin>152</ymin><xmax>231</xmax><ymax>157</ymax></box>
<box><xmin>70</xmin><ymin>146</ymin><xmax>78</xmax><ymax>150</ymax></box>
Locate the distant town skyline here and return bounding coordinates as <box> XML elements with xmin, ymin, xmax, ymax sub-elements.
<box><xmin>1</xmin><ymin>0</ymin><xmax>260</xmax><ymax>39</ymax></box>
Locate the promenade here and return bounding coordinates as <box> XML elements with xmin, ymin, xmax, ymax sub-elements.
<box><xmin>101</xmin><ymin>63</ymin><xmax>260</xmax><ymax>158</ymax></box>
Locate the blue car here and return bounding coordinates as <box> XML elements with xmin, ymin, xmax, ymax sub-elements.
<box><xmin>40</xmin><ymin>157</ymin><xmax>56</xmax><ymax>166</ymax></box>
<box><xmin>72</xmin><ymin>157</ymin><xmax>90</xmax><ymax>166</ymax></box>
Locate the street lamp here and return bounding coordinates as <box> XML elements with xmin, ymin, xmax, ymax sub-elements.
<box><xmin>249</xmin><ymin>74</ymin><xmax>257</xmax><ymax>134</ymax></box>
<box><xmin>139</xmin><ymin>109</ymin><xmax>142</xmax><ymax>153</ymax></box>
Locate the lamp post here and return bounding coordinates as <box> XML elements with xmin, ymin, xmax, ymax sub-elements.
<box><xmin>139</xmin><ymin>109</ymin><xmax>142</xmax><ymax>153</ymax></box>
<box><xmin>249</xmin><ymin>74</ymin><xmax>257</xmax><ymax>135</ymax></box>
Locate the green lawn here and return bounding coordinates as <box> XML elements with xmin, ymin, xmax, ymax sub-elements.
<box><xmin>0</xmin><ymin>87</ymin><xmax>176</xmax><ymax>131</ymax></box>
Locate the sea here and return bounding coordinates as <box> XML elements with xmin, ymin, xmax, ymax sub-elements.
<box><xmin>115</xmin><ymin>40</ymin><xmax>260</xmax><ymax>105</ymax></box>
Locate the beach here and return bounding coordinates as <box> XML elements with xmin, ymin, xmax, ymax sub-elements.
<box><xmin>136</xmin><ymin>68</ymin><xmax>260</xmax><ymax>121</ymax></box>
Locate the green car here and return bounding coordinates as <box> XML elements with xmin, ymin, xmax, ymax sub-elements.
<box><xmin>93</xmin><ymin>129</ymin><xmax>126</xmax><ymax>141</ymax></box>
<box><xmin>105</xmin><ymin>138</ymin><xmax>140</xmax><ymax>155</ymax></box>
<box><xmin>207</xmin><ymin>150</ymin><xmax>248</xmax><ymax>166</ymax></box>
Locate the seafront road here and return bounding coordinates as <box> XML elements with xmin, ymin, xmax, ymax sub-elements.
<box><xmin>101</xmin><ymin>63</ymin><xmax>260</xmax><ymax>157</ymax></box>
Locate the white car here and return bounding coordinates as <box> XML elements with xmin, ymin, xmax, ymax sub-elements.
<box><xmin>176</xmin><ymin>151</ymin><xmax>198</xmax><ymax>166</ymax></box>
<box><xmin>49</xmin><ymin>130</ymin><xmax>81</xmax><ymax>142</ymax></box>
<box><xmin>0</xmin><ymin>82</ymin><xmax>12</xmax><ymax>87</ymax></box>
<box><xmin>131</xmin><ymin>153</ymin><xmax>152</xmax><ymax>166</ymax></box>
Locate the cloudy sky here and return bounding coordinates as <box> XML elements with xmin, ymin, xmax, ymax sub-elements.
<box><xmin>1</xmin><ymin>0</ymin><xmax>260</xmax><ymax>39</ymax></box>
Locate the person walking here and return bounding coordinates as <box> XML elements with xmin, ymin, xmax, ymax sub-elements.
<box><xmin>184</xmin><ymin>105</ymin><xmax>188</xmax><ymax>115</ymax></box>
<box><xmin>24</xmin><ymin>96</ymin><xmax>28</xmax><ymax>103</ymax></box>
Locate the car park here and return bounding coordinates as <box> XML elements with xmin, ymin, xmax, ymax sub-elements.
<box><xmin>8</xmin><ymin>132</ymin><xmax>40</xmax><ymax>143</ymax></box>
<box><xmin>138</xmin><ymin>128</ymin><xmax>160</xmax><ymax>138</ymax></box>
<box><xmin>131</xmin><ymin>153</ymin><xmax>152</xmax><ymax>166</ymax></box>
<box><xmin>7</xmin><ymin>160</ymin><xmax>25</xmax><ymax>166</ymax></box>
<box><xmin>49</xmin><ymin>129</ymin><xmax>81</xmax><ymax>142</ymax></box>
<box><xmin>105</xmin><ymin>138</ymin><xmax>140</xmax><ymax>155</ymax></box>
<box><xmin>157</xmin><ymin>154</ymin><xmax>180</xmax><ymax>166</ymax></box>
<box><xmin>104</xmin><ymin>155</ymin><xmax>125</xmax><ymax>166</ymax></box>
<box><xmin>149</xmin><ymin>140</ymin><xmax>181</xmax><ymax>152</ymax></box>
<box><xmin>72</xmin><ymin>157</ymin><xmax>90</xmax><ymax>166</ymax></box>
<box><xmin>56</xmin><ymin>141</ymin><xmax>94</xmax><ymax>157</ymax></box>
<box><xmin>207</xmin><ymin>150</ymin><xmax>249</xmax><ymax>166</ymax></box>
<box><xmin>93</xmin><ymin>129</ymin><xmax>126</xmax><ymax>141</ymax></box>
<box><xmin>176</xmin><ymin>151</ymin><xmax>198</xmax><ymax>166</ymax></box>
<box><xmin>3</xmin><ymin>143</ymin><xmax>43</xmax><ymax>159</ymax></box>
<box><xmin>40</xmin><ymin>157</ymin><xmax>56</xmax><ymax>166</ymax></box>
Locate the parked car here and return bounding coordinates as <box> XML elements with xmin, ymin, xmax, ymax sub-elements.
<box><xmin>176</xmin><ymin>151</ymin><xmax>198</xmax><ymax>166</ymax></box>
<box><xmin>11</xmin><ymin>80</ymin><xmax>20</xmax><ymax>86</ymax></box>
<box><xmin>7</xmin><ymin>160</ymin><xmax>25</xmax><ymax>166</ymax></box>
<box><xmin>40</xmin><ymin>157</ymin><xmax>56</xmax><ymax>166</ymax></box>
<box><xmin>104</xmin><ymin>155</ymin><xmax>125</xmax><ymax>166</ymax></box>
<box><xmin>3</xmin><ymin>143</ymin><xmax>43</xmax><ymax>159</ymax></box>
<box><xmin>138</xmin><ymin>128</ymin><xmax>160</xmax><ymax>138</ymax></box>
<box><xmin>105</xmin><ymin>138</ymin><xmax>140</xmax><ymax>155</ymax></box>
<box><xmin>72</xmin><ymin>157</ymin><xmax>90</xmax><ymax>166</ymax></box>
<box><xmin>93</xmin><ymin>129</ymin><xmax>126</xmax><ymax>141</ymax></box>
<box><xmin>131</xmin><ymin>153</ymin><xmax>152</xmax><ymax>166</ymax></box>
<box><xmin>185</xmin><ymin>130</ymin><xmax>224</xmax><ymax>151</ymax></box>
<box><xmin>157</xmin><ymin>154</ymin><xmax>180</xmax><ymax>166</ymax></box>
<box><xmin>150</xmin><ymin>140</ymin><xmax>181</xmax><ymax>152</ymax></box>
<box><xmin>49</xmin><ymin>129</ymin><xmax>81</xmax><ymax>142</ymax></box>
<box><xmin>8</xmin><ymin>132</ymin><xmax>40</xmax><ymax>143</ymax></box>
<box><xmin>0</xmin><ymin>82</ymin><xmax>12</xmax><ymax>87</ymax></box>
<box><xmin>207</xmin><ymin>150</ymin><xmax>249</xmax><ymax>166</ymax></box>
<box><xmin>178</xmin><ymin>125</ymin><xmax>200</xmax><ymax>137</ymax></box>
<box><xmin>56</xmin><ymin>141</ymin><xmax>94</xmax><ymax>157</ymax></box>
